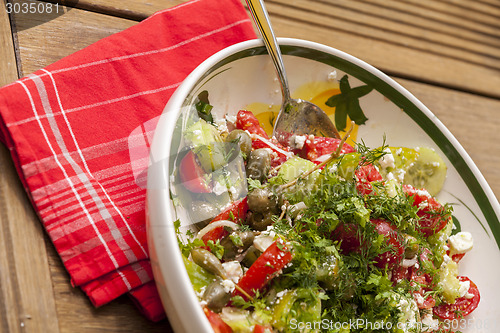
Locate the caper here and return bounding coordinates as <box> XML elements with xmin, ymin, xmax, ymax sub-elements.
<box><xmin>203</xmin><ymin>280</ymin><xmax>232</xmax><ymax>313</ymax></box>
<box><xmin>225</xmin><ymin>129</ymin><xmax>252</xmax><ymax>159</ymax></box>
<box><xmin>246</xmin><ymin>210</ymin><xmax>274</xmax><ymax>231</ymax></box>
<box><xmin>247</xmin><ymin>187</ymin><xmax>277</xmax><ymax>213</ymax></box>
<box><xmin>221</xmin><ymin>231</ymin><xmax>256</xmax><ymax>260</ymax></box>
<box><xmin>190</xmin><ymin>248</ymin><xmax>226</xmax><ymax>277</ymax></box>
<box><xmin>241</xmin><ymin>245</ymin><xmax>262</xmax><ymax>267</ymax></box>
<box><xmin>190</xmin><ymin>200</ymin><xmax>217</xmax><ymax>228</ymax></box>
<box><xmin>246</xmin><ymin>148</ymin><xmax>271</xmax><ymax>182</ymax></box>
<box><xmin>404</xmin><ymin>234</ymin><xmax>419</xmax><ymax>259</ymax></box>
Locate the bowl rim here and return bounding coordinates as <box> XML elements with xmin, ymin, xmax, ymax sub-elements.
<box><xmin>146</xmin><ymin>37</ymin><xmax>500</xmax><ymax>333</ymax></box>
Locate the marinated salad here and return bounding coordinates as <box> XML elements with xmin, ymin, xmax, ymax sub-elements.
<box><xmin>171</xmin><ymin>97</ymin><xmax>480</xmax><ymax>333</ymax></box>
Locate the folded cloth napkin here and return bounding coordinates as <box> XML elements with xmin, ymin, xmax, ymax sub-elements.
<box><xmin>0</xmin><ymin>0</ymin><xmax>256</xmax><ymax>322</ymax></box>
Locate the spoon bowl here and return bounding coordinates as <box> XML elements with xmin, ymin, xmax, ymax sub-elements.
<box><xmin>245</xmin><ymin>0</ymin><xmax>341</xmax><ymax>143</ymax></box>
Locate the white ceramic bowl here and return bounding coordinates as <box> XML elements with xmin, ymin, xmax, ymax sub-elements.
<box><xmin>146</xmin><ymin>38</ymin><xmax>500</xmax><ymax>332</ymax></box>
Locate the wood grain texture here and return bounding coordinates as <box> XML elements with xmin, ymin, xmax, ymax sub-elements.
<box><xmin>55</xmin><ymin>0</ymin><xmax>190</xmax><ymax>20</ymax></box>
<box><xmin>0</xmin><ymin>2</ymin><xmax>61</xmax><ymax>332</ymax></box>
<box><xmin>12</xmin><ymin>4</ymin><xmax>136</xmax><ymax>75</ymax></box>
<box><xmin>265</xmin><ymin>0</ymin><xmax>500</xmax><ymax>99</ymax></box>
<box><xmin>0</xmin><ymin>0</ymin><xmax>18</xmax><ymax>85</ymax></box>
<box><xmin>0</xmin><ymin>148</ymin><xmax>61</xmax><ymax>333</ymax></box>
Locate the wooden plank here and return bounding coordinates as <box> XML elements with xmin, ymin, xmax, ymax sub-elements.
<box><xmin>0</xmin><ymin>147</ymin><xmax>61</xmax><ymax>333</ymax></box>
<box><xmin>52</xmin><ymin>0</ymin><xmax>190</xmax><ymax>20</ymax></box>
<box><xmin>12</xmin><ymin>5</ymin><xmax>136</xmax><ymax>75</ymax></box>
<box><xmin>0</xmin><ymin>2</ymin><xmax>61</xmax><ymax>333</ymax></box>
<box><xmin>0</xmin><ymin>0</ymin><xmax>19</xmax><ymax>85</ymax></box>
<box><xmin>406</xmin><ymin>0</ymin><xmax>500</xmax><ymax>28</ymax></box>
<box><xmin>326</xmin><ymin>0</ymin><xmax>500</xmax><ymax>47</ymax></box>
<box><xmin>273</xmin><ymin>0</ymin><xmax>500</xmax><ymax>70</ymax></box>
<box><xmin>265</xmin><ymin>1</ymin><xmax>500</xmax><ymax>99</ymax></box>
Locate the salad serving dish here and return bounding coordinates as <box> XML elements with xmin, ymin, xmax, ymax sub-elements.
<box><xmin>146</xmin><ymin>38</ymin><xmax>500</xmax><ymax>332</ymax></box>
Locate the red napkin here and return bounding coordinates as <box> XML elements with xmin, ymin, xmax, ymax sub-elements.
<box><xmin>0</xmin><ymin>0</ymin><xmax>256</xmax><ymax>322</ymax></box>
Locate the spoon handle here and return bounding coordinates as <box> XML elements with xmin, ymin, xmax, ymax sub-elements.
<box><xmin>245</xmin><ymin>0</ymin><xmax>291</xmax><ymax>102</ymax></box>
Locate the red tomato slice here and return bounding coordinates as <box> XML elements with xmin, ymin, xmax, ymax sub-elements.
<box><xmin>391</xmin><ymin>265</ymin><xmax>412</xmax><ymax>284</ymax></box>
<box><xmin>203</xmin><ymin>307</ymin><xmax>233</xmax><ymax>333</ymax></box>
<box><xmin>330</xmin><ymin>222</ymin><xmax>363</xmax><ymax>254</ymax></box>
<box><xmin>233</xmin><ymin>239</ymin><xmax>292</xmax><ymax>300</ymax></box>
<box><xmin>433</xmin><ymin>276</ymin><xmax>480</xmax><ymax>320</ymax></box>
<box><xmin>179</xmin><ymin>150</ymin><xmax>211</xmax><ymax>193</ymax></box>
<box><xmin>235</xmin><ymin>110</ymin><xmax>291</xmax><ymax>167</ymax></box>
<box><xmin>253</xmin><ymin>324</ymin><xmax>273</xmax><ymax>333</ymax></box>
<box><xmin>331</xmin><ymin>219</ymin><xmax>404</xmax><ymax>269</ymax></box>
<box><xmin>235</xmin><ymin>110</ymin><xmax>269</xmax><ymax>138</ymax></box>
<box><xmin>201</xmin><ymin>198</ymin><xmax>248</xmax><ymax>246</ymax></box>
<box><xmin>293</xmin><ymin>136</ymin><xmax>355</xmax><ymax>162</ymax></box>
<box><xmin>403</xmin><ymin>185</ymin><xmax>450</xmax><ymax>236</ymax></box>
<box><xmin>370</xmin><ymin>219</ymin><xmax>404</xmax><ymax>268</ymax></box>
<box><xmin>355</xmin><ymin>164</ymin><xmax>383</xmax><ymax>195</ymax></box>
<box><xmin>445</xmin><ymin>248</ymin><xmax>466</xmax><ymax>263</ymax></box>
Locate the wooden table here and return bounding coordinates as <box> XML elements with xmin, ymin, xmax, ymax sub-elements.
<box><xmin>0</xmin><ymin>0</ymin><xmax>499</xmax><ymax>332</ymax></box>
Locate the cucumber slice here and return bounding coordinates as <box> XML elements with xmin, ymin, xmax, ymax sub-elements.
<box><xmin>184</xmin><ymin>119</ymin><xmax>226</xmax><ymax>172</ymax></box>
<box><xmin>277</xmin><ymin>156</ymin><xmax>316</xmax><ymax>183</ymax></box>
<box><xmin>403</xmin><ymin>147</ymin><xmax>447</xmax><ymax>196</ymax></box>
<box><xmin>377</xmin><ymin>147</ymin><xmax>418</xmax><ymax>182</ymax></box>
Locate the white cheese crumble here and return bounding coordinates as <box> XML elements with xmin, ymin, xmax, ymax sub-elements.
<box><xmin>222</xmin><ymin>261</ymin><xmax>243</xmax><ymax>284</ymax></box>
<box><xmin>253</xmin><ymin>225</ymin><xmax>276</xmax><ymax>252</ymax></box>
<box><xmin>421</xmin><ymin>311</ymin><xmax>439</xmax><ymax>332</ymax></box>
<box><xmin>292</xmin><ymin>135</ymin><xmax>307</xmax><ymax>149</ymax></box>
<box><xmin>221</xmin><ymin>279</ymin><xmax>236</xmax><ymax>293</ymax></box>
<box><xmin>225</xmin><ymin>114</ymin><xmax>237</xmax><ymax>124</ymax></box>
<box><xmin>448</xmin><ymin>231</ymin><xmax>473</xmax><ymax>254</ymax></box>
<box><xmin>416</xmin><ymin>188</ymin><xmax>431</xmax><ymax>198</ymax></box>
<box><xmin>379</xmin><ymin>148</ymin><xmax>396</xmax><ymax>169</ymax></box>
<box><xmin>396</xmin><ymin>296</ymin><xmax>419</xmax><ymax>332</ymax></box>
<box><xmin>327</xmin><ymin>70</ymin><xmax>337</xmax><ymax>81</ymax></box>
<box><xmin>458</xmin><ymin>279</ymin><xmax>470</xmax><ymax>298</ymax></box>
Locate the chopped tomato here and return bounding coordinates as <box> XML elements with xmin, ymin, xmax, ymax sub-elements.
<box><xmin>235</xmin><ymin>109</ymin><xmax>291</xmax><ymax>167</ymax></box>
<box><xmin>179</xmin><ymin>150</ymin><xmax>210</xmax><ymax>193</ymax></box>
<box><xmin>411</xmin><ymin>273</ymin><xmax>436</xmax><ymax>309</ymax></box>
<box><xmin>293</xmin><ymin>136</ymin><xmax>355</xmax><ymax>162</ymax></box>
<box><xmin>370</xmin><ymin>219</ymin><xmax>404</xmax><ymax>268</ymax></box>
<box><xmin>355</xmin><ymin>164</ymin><xmax>383</xmax><ymax>195</ymax></box>
<box><xmin>249</xmin><ymin>135</ymin><xmax>291</xmax><ymax>167</ymax></box>
<box><xmin>331</xmin><ymin>222</ymin><xmax>363</xmax><ymax>254</ymax></box>
<box><xmin>433</xmin><ymin>276</ymin><xmax>480</xmax><ymax>320</ymax></box>
<box><xmin>403</xmin><ymin>185</ymin><xmax>450</xmax><ymax>236</ymax></box>
<box><xmin>406</xmin><ymin>248</ymin><xmax>437</xmax><ymax>309</ymax></box>
<box><xmin>391</xmin><ymin>265</ymin><xmax>412</xmax><ymax>284</ymax></box>
<box><xmin>233</xmin><ymin>239</ymin><xmax>292</xmax><ymax>300</ymax></box>
<box><xmin>253</xmin><ymin>324</ymin><xmax>273</xmax><ymax>333</ymax></box>
<box><xmin>446</xmin><ymin>247</ymin><xmax>466</xmax><ymax>263</ymax></box>
<box><xmin>201</xmin><ymin>198</ymin><xmax>248</xmax><ymax>246</ymax></box>
<box><xmin>332</xmin><ymin>219</ymin><xmax>403</xmax><ymax>269</ymax></box>
<box><xmin>203</xmin><ymin>307</ymin><xmax>233</xmax><ymax>333</ymax></box>
<box><xmin>235</xmin><ymin>110</ymin><xmax>269</xmax><ymax>138</ymax></box>
<box><xmin>451</xmin><ymin>252</ymin><xmax>465</xmax><ymax>263</ymax></box>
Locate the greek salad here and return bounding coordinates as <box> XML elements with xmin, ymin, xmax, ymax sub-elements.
<box><xmin>171</xmin><ymin>95</ymin><xmax>480</xmax><ymax>333</ymax></box>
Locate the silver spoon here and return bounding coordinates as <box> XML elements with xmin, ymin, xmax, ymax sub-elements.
<box><xmin>245</xmin><ymin>0</ymin><xmax>341</xmax><ymax>144</ymax></box>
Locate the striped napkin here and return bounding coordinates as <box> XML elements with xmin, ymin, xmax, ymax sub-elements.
<box><xmin>0</xmin><ymin>0</ymin><xmax>255</xmax><ymax>321</ymax></box>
